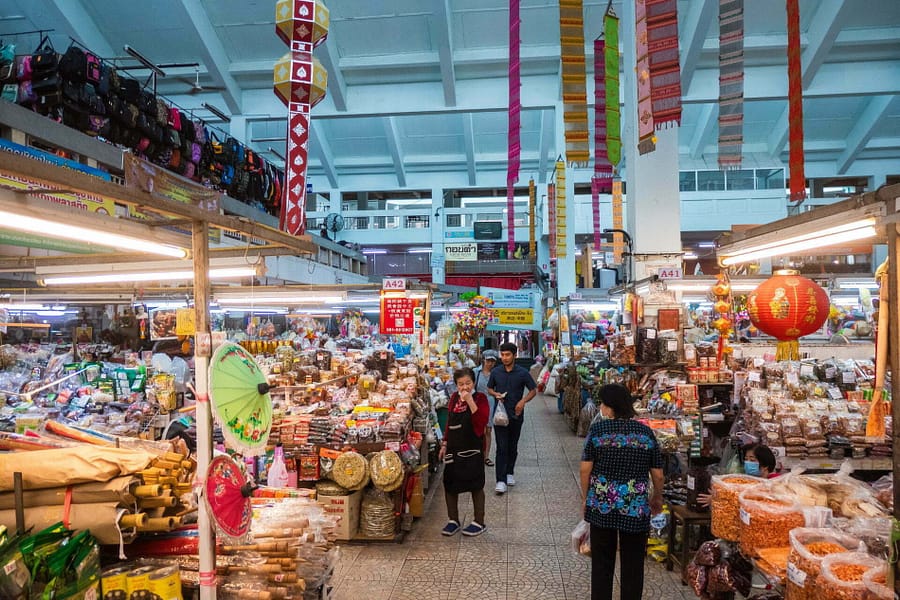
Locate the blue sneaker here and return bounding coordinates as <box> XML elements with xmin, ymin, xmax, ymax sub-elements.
<box><xmin>441</xmin><ymin>520</ymin><xmax>460</xmax><ymax>536</ymax></box>
<box><xmin>461</xmin><ymin>522</ymin><xmax>486</xmax><ymax>537</ymax></box>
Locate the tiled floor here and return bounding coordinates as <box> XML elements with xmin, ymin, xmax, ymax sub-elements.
<box><xmin>329</xmin><ymin>393</ymin><xmax>697</xmax><ymax>599</ymax></box>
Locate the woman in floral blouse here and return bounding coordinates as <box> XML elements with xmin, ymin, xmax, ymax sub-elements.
<box><xmin>580</xmin><ymin>384</ymin><xmax>664</xmax><ymax>600</ymax></box>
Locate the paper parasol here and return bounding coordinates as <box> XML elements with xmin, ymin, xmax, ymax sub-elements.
<box><xmin>209</xmin><ymin>342</ymin><xmax>273</xmax><ymax>455</ymax></box>
<box><xmin>204</xmin><ymin>455</ymin><xmax>254</xmax><ymax>541</ymax></box>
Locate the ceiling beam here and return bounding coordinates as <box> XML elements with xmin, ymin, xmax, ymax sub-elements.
<box><xmin>432</xmin><ymin>0</ymin><xmax>457</xmax><ymax>106</ymax></box>
<box><xmin>383</xmin><ymin>117</ymin><xmax>407</xmax><ymax>187</ymax></box>
<box><xmin>174</xmin><ymin>0</ymin><xmax>243</xmax><ymax>114</ymax></box>
<box><xmin>315</xmin><ymin>34</ymin><xmax>347</xmax><ymax>111</ymax></box>
<box><xmin>309</xmin><ymin>121</ymin><xmax>339</xmax><ymax>189</ymax></box>
<box><xmin>679</xmin><ymin>0</ymin><xmax>717</xmax><ymax>93</ymax></box>
<box><xmin>836</xmin><ymin>95</ymin><xmax>895</xmax><ymax>175</ymax></box>
<box><xmin>49</xmin><ymin>0</ymin><xmax>115</xmax><ymax>58</ymax></box>
<box><xmin>690</xmin><ymin>104</ymin><xmax>717</xmax><ymax>160</ymax></box>
<box><xmin>801</xmin><ymin>0</ymin><xmax>852</xmax><ymax>88</ymax></box>
<box><xmin>537</xmin><ymin>109</ymin><xmax>554</xmax><ymax>183</ymax></box>
<box><xmin>462</xmin><ymin>113</ymin><xmax>476</xmax><ymax>185</ymax></box>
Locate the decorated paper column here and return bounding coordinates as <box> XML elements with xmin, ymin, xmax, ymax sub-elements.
<box><xmin>274</xmin><ymin>0</ymin><xmax>330</xmax><ymax>235</ymax></box>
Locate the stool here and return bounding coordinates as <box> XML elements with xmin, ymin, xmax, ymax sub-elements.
<box><xmin>666</xmin><ymin>504</ymin><xmax>712</xmax><ymax>584</ymax></box>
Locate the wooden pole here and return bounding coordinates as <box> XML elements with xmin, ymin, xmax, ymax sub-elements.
<box><xmin>192</xmin><ymin>220</ymin><xmax>216</xmax><ymax>600</ymax></box>
<box><xmin>888</xmin><ymin>222</ymin><xmax>900</xmax><ymax>595</ymax></box>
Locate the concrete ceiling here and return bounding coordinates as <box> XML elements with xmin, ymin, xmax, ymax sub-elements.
<box><xmin>1</xmin><ymin>0</ymin><xmax>898</xmax><ymax>190</ymax></box>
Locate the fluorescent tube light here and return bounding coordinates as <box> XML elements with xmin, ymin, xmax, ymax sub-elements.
<box><xmin>0</xmin><ymin>303</ymin><xmax>51</xmax><ymax>310</ymax></box>
<box><xmin>124</xmin><ymin>45</ymin><xmax>166</xmax><ymax>77</ymax></box>
<box><xmin>683</xmin><ymin>253</ymin><xmax>698</xmax><ymax>260</ymax></box>
<box><xmin>0</xmin><ymin>210</ymin><xmax>187</xmax><ymax>258</ymax></box>
<box><xmin>838</xmin><ymin>282</ymin><xmax>879</xmax><ymax>290</ymax></box>
<box><xmin>201</xmin><ymin>102</ymin><xmax>231</xmax><ymax>123</ymax></box>
<box><xmin>41</xmin><ymin>267</ymin><xmax>257</xmax><ymax>286</ymax></box>
<box><xmin>216</xmin><ymin>296</ymin><xmax>343</xmax><ymax>305</ymax></box>
<box><xmin>408</xmin><ymin>248</ymin><xmax>432</xmax><ymax>254</ymax></box>
<box><xmin>720</xmin><ymin>219</ymin><xmax>877</xmax><ymax>266</ymax></box>
<box><xmin>362</xmin><ymin>249</ymin><xmax>387</xmax><ymax>255</ymax></box>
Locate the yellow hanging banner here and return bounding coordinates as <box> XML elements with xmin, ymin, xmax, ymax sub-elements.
<box><xmin>612</xmin><ymin>179</ymin><xmax>624</xmax><ymax>264</ymax></box>
<box><xmin>556</xmin><ymin>160</ymin><xmax>567</xmax><ymax>259</ymax></box>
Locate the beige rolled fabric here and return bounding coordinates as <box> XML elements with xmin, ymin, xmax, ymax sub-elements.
<box><xmin>0</xmin><ymin>476</ymin><xmax>139</xmax><ymax>509</ymax></box>
<box><xmin>0</xmin><ymin>446</ymin><xmax>154</xmax><ymax>492</ymax></box>
<box><xmin>0</xmin><ymin>501</ymin><xmax>137</xmax><ymax>544</ymax></box>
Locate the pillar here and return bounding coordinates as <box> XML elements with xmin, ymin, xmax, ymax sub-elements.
<box><xmin>621</xmin><ymin>0</ymin><xmax>682</xmax><ymax>281</ymax></box>
<box><xmin>555</xmin><ymin>102</ymin><xmax>578</xmax><ymax>297</ymax></box>
<box><xmin>431</xmin><ymin>187</ymin><xmax>446</xmax><ymax>285</ymax></box>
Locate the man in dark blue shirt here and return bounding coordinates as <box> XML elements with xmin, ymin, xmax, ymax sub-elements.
<box><xmin>487</xmin><ymin>342</ymin><xmax>537</xmax><ymax>494</ymax></box>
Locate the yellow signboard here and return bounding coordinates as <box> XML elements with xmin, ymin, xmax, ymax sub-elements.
<box><xmin>0</xmin><ymin>170</ymin><xmax>117</xmax><ymax>215</ymax></box>
<box><xmin>495</xmin><ymin>308</ymin><xmax>534</xmax><ymax>325</ymax></box>
<box><xmin>175</xmin><ymin>308</ymin><xmax>196</xmax><ymax>336</ymax></box>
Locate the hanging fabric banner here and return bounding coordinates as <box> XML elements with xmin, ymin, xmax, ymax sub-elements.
<box><xmin>717</xmin><ymin>0</ymin><xmax>744</xmax><ymax>169</ymax></box>
<box><xmin>786</xmin><ymin>0</ymin><xmax>806</xmax><ymax>202</ymax></box>
<box><xmin>646</xmin><ymin>0</ymin><xmax>682</xmax><ymax>128</ymax></box>
<box><xmin>592</xmin><ymin>38</ymin><xmax>612</xmax><ymax>251</ymax></box>
<box><xmin>559</xmin><ymin>0</ymin><xmax>590</xmax><ymax>166</ymax></box>
<box><xmin>604</xmin><ymin>9</ymin><xmax>621</xmax><ymax>167</ymax></box>
<box><xmin>611</xmin><ymin>179</ymin><xmax>624</xmax><ymax>264</ymax></box>
<box><xmin>635</xmin><ymin>0</ymin><xmax>655</xmax><ymax>154</ymax></box>
<box><xmin>548</xmin><ymin>183</ymin><xmax>557</xmax><ymax>261</ymax></box>
<box><xmin>555</xmin><ymin>160</ymin><xmax>567</xmax><ymax>259</ymax></box>
<box><xmin>528</xmin><ymin>178</ymin><xmax>536</xmax><ymax>258</ymax></box>
<box><xmin>507</xmin><ymin>0</ymin><xmax>522</xmax><ymax>254</ymax></box>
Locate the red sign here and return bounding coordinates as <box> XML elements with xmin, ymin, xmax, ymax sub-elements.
<box><xmin>280</xmin><ymin>110</ymin><xmax>309</xmax><ymax>235</ymax></box>
<box><xmin>380</xmin><ymin>296</ymin><xmax>416</xmax><ymax>334</ymax></box>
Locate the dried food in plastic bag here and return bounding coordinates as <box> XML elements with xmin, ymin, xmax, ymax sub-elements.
<box><xmin>818</xmin><ymin>551</ymin><xmax>882</xmax><ymax>600</ymax></box>
<box><xmin>570</xmin><ymin>520</ymin><xmax>591</xmax><ymax>557</ymax></box>
<box><xmin>710</xmin><ymin>474</ymin><xmax>761</xmax><ymax>541</ymax></box>
<box><xmin>694</xmin><ymin>540</ymin><xmax>721</xmax><ymax>567</ymax></box>
<box><xmin>577</xmin><ymin>401</ymin><xmax>598</xmax><ymax>437</ymax></box>
<box><xmin>785</xmin><ymin>527</ymin><xmax>861</xmax><ymax>600</ymax></box>
<box><xmin>738</xmin><ymin>489</ymin><xmax>805</xmax><ymax>558</ymax></box>
<box><xmin>686</xmin><ymin>561</ymin><xmax>708</xmax><ymax>596</ymax></box>
<box><xmin>359</xmin><ymin>488</ymin><xmax>396</xmax><ymax>539</ymax></box>
<box><xmin>707</xmin><ymin>562</ymin><xmax>736</xmax><ymax>594</ymax></box>
<box><xmin>658</xmin><ymin>333</ymin><xmax>679</xmax><ymax>365</ymax></box>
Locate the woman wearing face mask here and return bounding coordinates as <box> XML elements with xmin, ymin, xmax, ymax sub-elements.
<box><xmin>697</xmin><ymin>444</ymin><xmax>779</xmax><ymax>507</ymax></box>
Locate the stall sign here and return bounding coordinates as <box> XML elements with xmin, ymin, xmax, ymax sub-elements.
<box><xmin>481</xmin><ymin>288</ymin><xmax>535</xmax><ymax>309</ymax></box>
<box><xmin>655</xmin><ymin>266</ymin><xmax>683</xmax><ymax>280</ymax></box>
<box><xmin>175</xmin><ymin>308</ymin><xmax>196</xmax><ymax>336</ymax></box>
<box><xmin>380</xmin><ymin>296</ymin><xmax>415</xmax><ymax>334</ymax></box>
<box><xmin>494</xmin><ymin>308</ymin><xmax>534</xmax><ymax>325</ymax></box>
<box><xmin>0</xmin><ymin>138</ymin><xmax>112</xmax><ymax>180</ymax></box>
<box><xmin>477</xmin><ymin>243</ymin><xmax>501</xmax><ymax>260</ymax></box>
<box><xmin>382</xmin><ymin>277</ymin><xmax>406</xmax><ymax>291</ymax></box>
<box><xmin>444</xmin><ymin>242</ymin><xmax>478</xmax><ymax>261</ymax></box>
<box><xmin>0</xmin><ymin>170</ymin><xmax>117</xmax><ymax>215</ymax></box>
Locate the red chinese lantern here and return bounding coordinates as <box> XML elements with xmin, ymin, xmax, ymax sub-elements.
<box><xmin>747</xmin><ymin>270</ymin><xmax>829</xmax><ymax>360</ymax></box>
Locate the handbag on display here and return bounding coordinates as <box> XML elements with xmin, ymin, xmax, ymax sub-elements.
<box><xmin>16</xmin><ymin>80</ymin><xmax>35</xmax><ymax>105</ymax></box>
<box><xmin>84</xmin><ymin>51</ymin><xmax>101</xmax><ymax>84</ymax></box>
<box><xmin>0</xmin><ymin>62</ymin><xmax>14</xmax><ymax>85</ymax></box>
<box><xmin>119</xmin><ymin>77</ymin><xmax>141</xmax><ymax>102</ymax></box>
<box><xmin>31</xmin><ymin>74</ymin><xmax>61</xmax><ymax>96</ymax></box>
<box><xmin>1</xmin><ymin>83</ymin><xmax>18</xmax><ymax>103</ymax></box>
<box><xmin>31</xmin><ymin>37</ymin><xmax>58</xmax><ymax>76</ymax></box>
<box><xmin>16</xmin><ymin>55</ymin><xmax>32</xmax><ymax>81</ymax></box>
<box><xmin>58</xmin><ymin>45</ymin><xmax>86</xmax><ymax>82</ymax></box>
<box><xmin>155</xmin><ymin>97</ymin><xmax>168</xmax><ymax>127</ymax></box>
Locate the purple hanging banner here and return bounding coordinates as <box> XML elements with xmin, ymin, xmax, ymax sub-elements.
<box><xmin>506</xmin><ymin>0</ymin><xmax>521</xmax><ymax>255</ymax></box>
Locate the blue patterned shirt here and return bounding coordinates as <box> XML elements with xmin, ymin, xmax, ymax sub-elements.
<box><xmin>581</xmin><ymin>419</ymin><xmax>663</xmax><ymax>533</ymax></box>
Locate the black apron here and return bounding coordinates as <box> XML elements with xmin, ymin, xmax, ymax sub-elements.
<box><xmin>442</xmin><ymin>403</ymin><xmax>485</xmax><ymax>494</ymax></box>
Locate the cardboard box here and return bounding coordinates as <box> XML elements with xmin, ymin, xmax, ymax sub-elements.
<box><xmin>321</xmin><ymin>491</ymin><xmax>362</xmax><ymax>540</ymax></box>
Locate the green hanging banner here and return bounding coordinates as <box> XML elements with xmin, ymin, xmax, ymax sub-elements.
<box><xmin>604</xmin><ymin>8</ymin><xmax>621</xmax><ymax>167</ymax></box>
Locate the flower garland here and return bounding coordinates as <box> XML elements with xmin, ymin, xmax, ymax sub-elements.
<box><xmin>452</xmin><ymin>295</ymin><xmax>495</xmax><ymax>342</ymax></box>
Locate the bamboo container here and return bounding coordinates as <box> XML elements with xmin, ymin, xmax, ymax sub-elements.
<box><xmin>120</xmin><ymin>513</ymin><xmax>148</xmax><ymax>528</ymax></box>
<box><xmin>137</xmin><ymin>516</ymin><xmax>180</xmax><ymax>531</ymax></box>
<box><xmin>138</xmin><ymin>495</ymin><xmax>177</xmax><ymax>508</ymax></box>
<box><xmin>134</xmin><ymin>484</ymin><xmax>163</xmax><ymax>498</ymax></box>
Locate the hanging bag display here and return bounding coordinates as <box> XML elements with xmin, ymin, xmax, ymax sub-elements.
<box><xmin>31</xmin><ymin>36</ymin><xmax>58</xmax><ymax>76</ymax></box>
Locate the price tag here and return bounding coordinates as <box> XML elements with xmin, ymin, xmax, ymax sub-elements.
<box><xmin>647</xmin><ymin>329</ymin><xmax>657</xmax><ymax>339</ymax></box>
<box><xmin>828</xmin><ymin>387</ymin><xmax>844</xmax><ymax>399</ymax></box>
<box><xmin>753</xmin><ymin>358</ymin><xmax>765</xmax><ymax>368</ymax></box>
<box><xmin>3</xmin><ymin>561</ymin><xmax>15</xmax><ymax>575</ymax></box>
<box><xmin>84</xmin><ymin>587</ymin><xmax>97</xmax><ymax>600</ymax></box>
<box><xmin>739</xmin><ymin>507</ymin><xmax>751</xmax><ymax>525</ymax></box>
<box><xmin>786</xmin><ymin>372</ymin><xmax>799</xmax><ymax>386</ymax></box>
<box><xmin>842</xmin><ymin>371</ymin><xmax>857</xmax><ymax>383</ymax></box>
<box><xmin>624</xmin><ymin>335</ymin><xmax>634</xmax><ymax>346</ymax></box>
<box><xmin>702</xmin><ymin>427</ymin><xmax>710</xmax><ymax>438</ymax></box>
<box><xmin>732</xmin><ymin>346</ymin><xmax>743</xmax><ymax>359</ymax></box>
<box><xmin>748</xmin><ymin>372</ymin><xmax>761</xmax><ymax>382</ymax></box>
<box><xmin>385</xmin><ymin>441</ymin><xmax>401</xmax><ymax>451</ymax></box>
<box><xmin>800</xmin><ymin>364</ymin><xmax>814</xmax><ymax>377</ymax></box>
<box><xmin>825</xmin><ymin>367</ymin><xmax>836</xmax><ymax>379</ymax></box>
<box><xmin>787</xmin><ymin>562</ymin><xmax>807</xmax><ymax>588</ymax></box>
<box><xmin>771</xmin><ymin>446</ymin><xmax>786</xmax><ymax>458</ymax></box>
<box><xmin>686</xmin><ymin>475</ymin><xmax>695</xmax><ymax>490</ymax></box>
<box><xmin>667</xmin><ymin>340</ymin><xmax>678</xmax><ymax>352</ymax></box>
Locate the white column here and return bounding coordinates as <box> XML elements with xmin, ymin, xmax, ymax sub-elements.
<box><xmin>431</xmin><ymin>187</ymin><xmax>446</xmax><ymax>285</ymax></box>
<box><xmin>621</xmin><ymin>0</ymin><xmax>682</xmax><ymax>281</ymax></box>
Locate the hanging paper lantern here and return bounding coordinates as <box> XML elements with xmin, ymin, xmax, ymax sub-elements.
<box><xmin>275</xmin><ymin>0</ymin><xmax>329</xmax><ymax>49</ymax></box>
<box><xmin>713</xmin><ymin>317</ymin><xmax>732</xmax><ymax>335</ymax></box>
<box><xmin>712</xmin><ymin>275</ymin><xmax>731</xmax><ymax>298</ymax></box>
<box><xmin>747</xmin><ymin>270</ymin><xmax>829</xmax><ymax>360</ymax></box>
<box><xmin>714</xmin><ymin>300</ymin><xmax>731</xmax><ymax>315</ymax></box>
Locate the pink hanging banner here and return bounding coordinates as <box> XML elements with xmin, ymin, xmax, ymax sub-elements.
<box><xmin>506</xmin><ymin>0</ymin><xmax>521</xmax><ymax>255</ymax></box>
<box><xmin>646</xmin><ymin>0</ymin><xmax>682</xmax><ymax>128</ymax></box>
<box><xmin>635</xmin><ymin>0</ymin><xmax>655</xmax><ymax>154</ymax></box>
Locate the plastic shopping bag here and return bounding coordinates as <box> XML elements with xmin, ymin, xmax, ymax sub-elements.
<box><xmin>571</xmin><ymin>520</ymin><xmax>591</xmax><ymax>557</ymax></box>
<box><xmin>493</xmin><ymin>400</ymin><xmax>510</xmax><ymax>427</ymax></box>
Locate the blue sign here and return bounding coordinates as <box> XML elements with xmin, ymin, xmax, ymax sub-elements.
<box><xmin>306</xmin><ymin>182</ymin><xmax>313</xmax><ymax>193</ymax></box>
<box><xmin>0</xmin><ymin>138</ymin><xmax>111</xmax><ymax>180</ymax></box>
<box><xmin>444</xmin><ymin>231</ymin><xmax>471</xmax><ymax>239</ymax></box>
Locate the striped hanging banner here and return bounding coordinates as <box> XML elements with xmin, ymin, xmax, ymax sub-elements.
<box><xmin>507</xmin><ymin>0</ymin><xmax>522</xmax><ymax>253</ymax></box>
<box><xmin>718</xmin><ymin>0</ymin><xmax>744</xmax><ymax>169</ymax></box>
<box><xmin>548</xmin><ymin>183</ymin><xmax>557</xmax><ymax>261</ymax></box>
<box><xmin>528</xmin><ymin>178</ymin><xmax>536</xmax><ymax>257</ymax></box>
<box><xmin>593</xmin><ymin>38</ymin><xmax>612</xmax><ymax>251</ymax></box>
<box><xmin>611</xmin><ymin>179</ymin><xmax>624</xmax><ymax>264</ymax></box>
<box><xmin>646</xmin><ymin>0</ymin><xmax>682</xmax><ymax>128</ymax></box>
<box><xmin>604</xmin><ymin>9</ymin><xmax>621</xmax><ymax>166</ymax></box>
<box><xmin>635</xmin><ymin>0</ymin><xmax>655</xmax><ymax>154</ymax></box>
<box><xmin>556</xmin><ymin>160</ymin><xmax>568</xmax><ymax>259</ymax></box>
<box><xmin>559</xmin><ymin>0</ymin><xmax>590</xmax><ymax>166</ymax></box>
<box><xmin>786</xmin><ymin>0</ymin><xmax>806</xmax><ymax>202</ymax></box>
